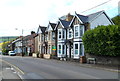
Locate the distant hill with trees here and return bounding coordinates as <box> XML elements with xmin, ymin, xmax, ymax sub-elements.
<box><xmin>0</xmin><ymin>36</ymin><xmax>18</xmax><ymax>42</ymax></box>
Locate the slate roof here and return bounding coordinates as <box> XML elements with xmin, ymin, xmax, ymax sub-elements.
<box><xmin>37</xmin><ymin>25</ymin><xmax>47</xmax><ymax>34</ymax></box>
<box><xmin>87</xmin><ymin>10</ymin><xmax>104</xmax><ymax>22</ymax></box>
<box><xmin>59</xmin><ymin>19</ymin><xmax>71</xmax><ymax>28</ymax></box>
<box><xmin>76</xmin><ymin>14</ymin><xmax>88</xmax><ymax>23</ymax></box>
<box><xmin>76</xmin><ymin>10</ymin><xmax>104</xmax><ymax>23</ymax></box>
<box><xmin>49</xmin><ymin>22</ymin><xmax>56</xmax><ymax>30</ymax></box>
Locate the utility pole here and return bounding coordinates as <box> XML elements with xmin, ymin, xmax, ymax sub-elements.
<box><xmin>22</xmin><ymin>29</ymin><xmax>24</xmax><ymax>57</ymax></box>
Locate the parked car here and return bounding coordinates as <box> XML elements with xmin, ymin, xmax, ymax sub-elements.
<box><xmin>8</xmin><ymin>51</ymin><xmax>16</xmax><ymax>56</ymax></box>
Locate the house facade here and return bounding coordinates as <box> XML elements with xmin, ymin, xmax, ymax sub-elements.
<box><xmin>37</xmin><ymin>25</ymin><xmax>47</xmax><ymax>57</ymax></box>
<box><xmin>45</xmin><ymin>22</ymin><xmax>56</xmax><ymax>56</ymax></box>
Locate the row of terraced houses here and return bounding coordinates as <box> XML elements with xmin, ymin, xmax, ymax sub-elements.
<box><xmin>9</xmin><ymin>10</ymin><xmax>114</xmax><ymax>62</ymax></box>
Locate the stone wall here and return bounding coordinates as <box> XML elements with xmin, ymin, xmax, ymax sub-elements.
<box><xmin>86</xmin><ymin>53</ymin><xmax>119</xmax><ymax>65</ymax></box>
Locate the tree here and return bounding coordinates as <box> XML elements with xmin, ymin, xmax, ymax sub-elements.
<box><xmin>112</xmin><ymin>15</ymin><xmax>120</xmax><ymax>26</ymax></box>
<box><xmin>2</xmin><ymin>41</ymin><xmax>10</xmax><ymax>54</ymax></box>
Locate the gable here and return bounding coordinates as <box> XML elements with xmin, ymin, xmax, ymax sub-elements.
<box><xmin>90</xmin><ymin>13</ymin><xmax>113</xmax><ymax>29</ymax></box>
<box><xmin>70</xmin><ymin>16</ymin><xmax>82</xmax><ymax>27</ymax></box>
<box><xmin>37</xmin><ymin>27</ymin><xmax>42</xmax><ymax>34</ymax></box>
<box><xmin>46</xmin><ymin>24</ymin><xmax>53</xmax><ymax>32</ymax></box>
<box><xmin>57</xmin><ymin>22</ymin><xmax>64</xmax><ymax>29</ymax></box>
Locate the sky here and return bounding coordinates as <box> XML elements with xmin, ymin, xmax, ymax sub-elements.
<box><xmin>0</xmin><ymin>0</ymin><xmax>119</xmax><ymax>36</ymax></box>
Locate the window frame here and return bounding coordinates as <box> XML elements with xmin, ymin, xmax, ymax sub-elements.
<box><xmin>74</xmin><ymin>25</ymin><xmax>79</xmax><ymax>38</ymax></box>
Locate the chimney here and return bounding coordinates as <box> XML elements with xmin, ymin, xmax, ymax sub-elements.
<box><xmin>31</xmin><ymin>31</ymin><xmax>35</xmax><ymax>35</ymax></box>
<box><xmin>65</xmin><ymin>13</ymin><xmax>73</xmax><ymax>21</ymax></box>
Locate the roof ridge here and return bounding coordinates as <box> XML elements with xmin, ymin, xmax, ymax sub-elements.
<box><xmin>87</xmin><ymin>10</ymin><xmax>104</xmax><ymax>16</ymax></box>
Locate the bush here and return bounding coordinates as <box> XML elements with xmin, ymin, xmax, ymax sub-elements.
<box><xmin>82</xmin><ymin>25</ymin><xmax>120</xmax><ymax>56</ymax></box>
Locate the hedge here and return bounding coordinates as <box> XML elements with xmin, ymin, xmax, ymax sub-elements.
<box><xmin>82</xmin><ymin>25</ymin><xmax>120</xmax><ymax>56</ymax></box>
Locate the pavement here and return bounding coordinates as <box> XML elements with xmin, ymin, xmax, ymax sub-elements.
<box><xmin>58</xmin><ymin>59</ymin><xmax>119</xmax><ymax>72</ymax></box>
<box><xmin>0</xmin><ymin>58</ymin><xmax>22</xmax><ymax>80</ymax></box>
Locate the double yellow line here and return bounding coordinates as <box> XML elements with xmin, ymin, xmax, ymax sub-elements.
<box><xmin>0</xmin><ymin>59</ymin><xmax>25</xmax><ymax>75</ymax></box>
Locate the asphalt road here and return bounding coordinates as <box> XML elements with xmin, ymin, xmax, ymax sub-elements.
<box><xmin>1</xmin><ymin>55</ymin><xmax>118</xmax><ymax>79</ymax></box>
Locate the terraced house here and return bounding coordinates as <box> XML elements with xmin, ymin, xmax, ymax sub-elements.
<box><xmin>37</xmin><ymin>25</ymin><xmax>47</xmax><ymax>57</ymax></box>
<box><xmin>44</xmin><ymin>22</ymin><xmax>56</xmax><ymax>56</ymax></box>
<box><xmin>55</xmin><ymin>10</ymin><xmax>114</xmax><ymax>61</ymax></box>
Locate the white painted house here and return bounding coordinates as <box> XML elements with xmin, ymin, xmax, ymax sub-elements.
<box><xmin>69</xmin><ymin>10</ymin><xmax>114</xmax><ymax>59</ymax></box>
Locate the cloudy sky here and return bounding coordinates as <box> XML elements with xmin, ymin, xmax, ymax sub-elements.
<box><xmin>0</xmin><ymin>0</ymin><xmax>119</xmax><ymax>36</ymax></box>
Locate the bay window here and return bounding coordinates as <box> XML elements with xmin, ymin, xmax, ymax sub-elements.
<box><xmin>74</xmin><ymin>25</ymin><xmax>79</xmax><ymax>37</ymax></box>
<box><xmin>74</xmin><ymin>42</ymin><xmax>84</xmax><ymax>58</ymax></box>
<box><xmin>74</xmin><ymin>25</ymin><xmax>84</xmax><ymax>38</ymax></box>
<box><xmin>80</xmin><ymin>25</ymin><xmax>84</xmax><ymax>37</ymax></box>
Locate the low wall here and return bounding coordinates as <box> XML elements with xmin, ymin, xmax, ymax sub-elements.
<box><xmin>86</xmin><ymin>53</ymin><xmax>119</xmax><ymax>65</ymax></box>
<box><xmin>43</xmin><ymin>54</ymin><xmax>51</xmax><ymax>59</ymax></box>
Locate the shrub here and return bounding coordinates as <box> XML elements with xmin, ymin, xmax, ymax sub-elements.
<box><xmin>82</xmin><ymin>25</ymin><xmax>120</xmax><ymax>56</ymax></box>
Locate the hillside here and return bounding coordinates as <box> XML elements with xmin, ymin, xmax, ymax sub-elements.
<box><xmin>0</xmin><ymin>36</ymin><xmax>18</xmax><ymax>42</ymax></box>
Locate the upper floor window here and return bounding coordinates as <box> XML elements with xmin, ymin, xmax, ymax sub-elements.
<box><xmin>52</xmin><ymin>32</ymin><xmax>55</xmax><ymax>40</ymax></box>
<box><xmin>80</xmin><ymin>25</ymin><xmax>84</xmax><ymax>37</ymax></box>
<box><xmin>41</xmin><ymin>35</ymin><xmax>44</xmax><ymax>42</ymax></box>
<box><xmin>68</xmin><ymin>29</ymin><xmax>73</xmax><ymax>39</ymax></box>
<box><xmin>58</xmin><ymin>29</ymin><xmax>62</xmax><ymax>39</ymax></box>
<box><xmin>74</xmin><ymin>25</ymin><xmax>84</xmax><ymax>38</ymax></box>
<box><xmin>58</xmin><ymin>29</ymin><xmax>66</xmax><ymax>40</ymax></box>
<box><xmin>74</xmin><ymin>25</ymin><xmax>79</xmax><ymax>37</ymax></box>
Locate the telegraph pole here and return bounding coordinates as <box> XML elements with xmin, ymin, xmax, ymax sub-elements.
<box><xmin>22</xmin><ymin>29</ymin><xmax>24</xmax><ymax>57</ymax></box>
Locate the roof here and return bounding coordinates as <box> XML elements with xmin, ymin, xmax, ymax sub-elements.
<box><xmin>76</xmin><ymin>14</ymin><xmax>88</xmax><ymax>23</ymax></box>
<box><xmin>76</xmin><ymin>10</ymin><xmax>105</xmax><ymax>23</ymax></box>
<box><xmin>59</xmin><ymin>19</ymin><xmax>71</xmax><ymax>28</ymax></box>
<box><xmin>87</xmin><ymin>10</ymin><xmax>104</xmax><ymax>22</ymax></box>
<box><xmin>37</xmin><ymin>25</ymin><xmax>47</xmax><ymax>34</ymax></box>
<box><xmin>49</xmin><ymin>22</ymin><xmax>56</xmax><ymax>30</ymax></box>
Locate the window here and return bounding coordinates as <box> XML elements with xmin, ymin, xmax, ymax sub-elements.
<box><xmin>63</xmin><ymin>30</ymin><xmax>64</xmax><ymax>39</ymax></box>
<box><xmin>80</xmin><ymin>43</ymin><xmax>84</xmax><ymax>56</ymax></box>
<box><xmin>52</xmin><ymin>32</ymin><xmax>55</xmax><ymax>40</ymax></box>
<box><xmin>75</xmin><ymin>44</ymin><xmax>78</xmax><ymax>55</ymax></box>
<box><xmin>48</xmin><ymin>32</ymin><xmax>50</xmax><ymax>40</ymax></box>
<box><xmin>58</xmin><ymin>29</ymin><xmax>62</xmax><ymax>39</ymax></box>
<box><xmin>58</xmin><ymin>45</ymin><xmax>61</xmax><ymax>54</ymax></box>
<box><xmin>62</xmin><ymin>45</ymin><xmax>65</xmax><ymax>54</ymax></box>
<box><xmin>74</xmin><ymin>25</ymin><xmax>79</xmax><ymax>37</ymax></box>
<box><xmin>80</xmin><ymin>25</ymin><xmax>84</xmax><ymax>37</ymax></box>
<box><xmin>68</xmin><ymin>29</ymin><xmax>73</xmax><ymax>38</ymax></box>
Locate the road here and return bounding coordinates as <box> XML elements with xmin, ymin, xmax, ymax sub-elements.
<box><xmin>0</xmin><ymin>55</ymin><xmax>119</xmax><ymax>80</ymax></box>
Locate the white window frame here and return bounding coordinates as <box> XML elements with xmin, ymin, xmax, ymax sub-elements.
<box><xmin>58</xmin><ymin>44</ymin><xmax>62</xmax><ymax>55</ymax></box>
<box><xmin>80</xmin><ymin>25</ymin><xmax>85</xmax><ymax>37</ymax></box>
<box><xmin>79</xmin><ymin>43</ymin><xmax>84</xmax><ymax>56</ymax></box>
<box><xmin>68</xmin><ymin>28</ymin><xmax>73</xmax><ymax>39</ymax></box>
<box><xmin>74</xmin><ymin>25</ymin><xmax>79</xmax><ymax>38</ymax></box>
<box><xmin>73</xmin><ymin>42</ymin><xmax>84</xmax><ymax>58</ymax></box>
<box><xmin>62</xmin><ymin>29</ymin><xmax>66</xmax><ymax>40</ymax></box>
<box><xmin>58</xmin><ymin>29</ymin><xmax>62</xmax><ymax>40</ymax></box>
<box><xmin>57</xmin><ymin>44</ymin><xmax>66</xmax><ymax>56</ymax></box>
